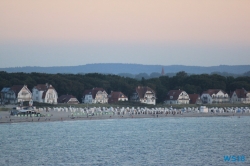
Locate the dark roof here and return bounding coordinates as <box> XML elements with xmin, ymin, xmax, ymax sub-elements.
<box><xmin>165</xmin><ymin>90</ymin><xmax>183</xmax><ymax>100</ymax></box>
<box><xmin>189</xmin><ymin>94</ymin><xmax>200</xmax><ymax>104</ymax></box>
<box><xmin>202</xmin><ymin>89</ymin><xmax>226</xmax><ymax>96</ymax></box>
<box><xmin>10</xmin><ymin>85</ymin><xmax>25</xmax><ymax>96</ymax></box>
<box><xmin>58</xmin><ymin>95</ymin><xmax>79</xmax><ymax>103</ymax></box>
<box><xmin>108</xmin><ymin>91</ymin><xmax>127</xmax><ymax>103</ymax></box>
<box><xmin>41</xmin><ymin>85</ymin><xmax>56</xmax><ymax>99</ymax></box>
<box><xmin>136</xmin><ymin>86</ymin><xmax>155</xmax><ymax>99</ymax></box>
<box><xmin>232</xmin><ymin>88</ymin><xmax>248</xmax><ymax>98</ymax></box>
<box><xmin>1</xmin><ymin>87</ymin><xmax>10</xmax><ymax>93</ymax></box>
<box><xmin>34</xmin><ymin>84</ymin><xmax>48</xmax><ymax>91</ymax></box>
<box><xmin>83</xmin><ymin>88</ymin><xmax>106</xmax><ymax>99</ymax></box>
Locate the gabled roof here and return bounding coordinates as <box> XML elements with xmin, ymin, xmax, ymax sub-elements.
<box><xmin>10</xmin><ymin>85</ymin><xmax>26</xmax><ymax>96</ymax></box>
<box><xmin>189</xmin><ymin>94</ymin><xmax>200</xmax><ymax>104</ymax></box>
<box><xmin>165</xmin><ymin>90</ymin><xmax>183</xmax><ymax>100</ymax></box>
<box><xmin>108</xmin><ymin>91</ymin><xmax>128</xmax><ymax>103</ymax></box>
<box><xmin>232</xmin><ymin>88</ymin><xmax>249</xmax><ymax>98</ymax></box>
<box><xmin>83</xmin><ymin>88</ymin><xmax>106</xmax><ymax>99</ymax></box>
<box><xmin>34</xmin><ymin>84</ymin><xmax>48</xmax><ymax>91</ymax></box>
<box><xmin>135</xmin><ymin>86</ymin><xmax>155</xmax><ymax>99</ymax></box>
<box><xmin>202</xmin><ymin>89</ymin><xmax>227</xmax><ymax>96</ymax></box>
<box><xmin>40</xmin><ymin>85</ymin><xmax>56</xmax><ymax>99</ymax></box>
<box><xmin>1</xmin><ymin>87</ymin><xmax>10</xmax><ymax>93</ymax></box>
<box><xmin>58</xmin><ymin>95</ymin><xmax>79</xmax><ymax>103</ymax></box>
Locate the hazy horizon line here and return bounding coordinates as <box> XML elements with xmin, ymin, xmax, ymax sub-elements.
<box><xmin>1</xmin><ymin>63</ymin><xmax>250</xmax><ymax>69</ymax></box>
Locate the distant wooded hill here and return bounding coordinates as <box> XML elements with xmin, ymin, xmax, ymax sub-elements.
<box><xmin>1</xmin><ymin>71</ymin><xmax>250</xmax><ymax>103</ymax></box>
<box><xmin>1</xmin><ymin>63</ymin><xmax>250</xmax><ymax>76</ymax></box>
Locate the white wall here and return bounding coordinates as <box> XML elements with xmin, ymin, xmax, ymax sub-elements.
<box><xmin>17</xmin><ymin>87</ymin><xmax>32</xmax><ymax>102</ymax></box>
<box><xmin>83</xmin><ymin>94</ymin><xmax>93</xmax><ymax>104</ymax></box>
<box><xmin>44</xmin><ymin>89</ymin><xmax>58</xmax><ymax>104</ymax></box>
<box><xmin>32</xmin><ymin>87</ymin><xmax>58</xmax><ymax>104</ymax></box>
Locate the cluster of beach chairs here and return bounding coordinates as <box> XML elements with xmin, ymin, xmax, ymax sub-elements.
<box><xmin>37</xmin><ymin>106</ymin><xmax>250</xmax><ymax>115</ymax></box>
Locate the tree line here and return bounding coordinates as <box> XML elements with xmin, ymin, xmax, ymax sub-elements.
<box><xmin>0</xmin><ymin>71</ymin><xmax>250</xmax><ymax>103</ymax></box>
<box><xmin>118</xmin><ymin>70</ymin><xmax>250</xmax><ymax>80</ymax></box>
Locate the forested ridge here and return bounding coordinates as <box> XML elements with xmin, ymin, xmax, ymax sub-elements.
<box><xmin>1</xmin><ymin>63</ymin><xmax>250</xmax><ymax>75</ymax></box>
<box><xmin>0</xmin><ymin>71</ymin><xmax>250</xmax><ymax>103</ymax></box>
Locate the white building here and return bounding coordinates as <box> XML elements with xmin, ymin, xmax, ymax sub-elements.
<box><xmin>164</xmin><ymin>90</ymin><xmax>190</xmax><ymax>104</ymax></box>
<box><xmin>200</xmin><ymin>106</ymin><xmax>209</xmax><ymax>113</ymax></box>
<box><xmin>201</xmin><ymin>89</ymin><xmax>229</xmax><ymax>104</ymax></box>
<box><xmin>1</xmin><ymin>85</ymin><xmax>32</xmax><ymax>104</ymax></box>
<box><xmin>32</xmin><ymin>83</ymin><xmax>58</xmax><ymax>104</ymax></box>
<box><xmin>130</xmin><ymin>86</ymin><xmax>156</xmax><ymax>105</ymax></box>
<box><xmin>230</xmin><ymin>88</ymin><xmax>250</xmax><ymax>104</ymax></box>
<box><xmin>82</xmin><ymin>88</ymin><xmax>108</xmax><ymax>104</ymax></box>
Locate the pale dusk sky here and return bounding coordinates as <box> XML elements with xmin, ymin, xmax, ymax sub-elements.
<box><xmin>0</xmin><ymin>0</ymin><xmax>249</xmax><ymax>68</ymax></box>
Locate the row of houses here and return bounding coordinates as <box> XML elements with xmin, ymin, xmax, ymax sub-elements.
<box><xmin>0</xmin><ymin>85</ymin><xmax>156</xmax><ymax>105</ymax></box>
<box><xmin>1</xmin><ymin>84</ymin><xmax>59</xmax><ymax>104</ymax></box>
<box><xmin>165</xmin><ymin>89</ymin><xmax>250</xmax><ymax>104</ymax></box>
<box><xmin>1</xmin><ymin>83</ymin><xmax>250</xmax><ymax>105</ymax></box>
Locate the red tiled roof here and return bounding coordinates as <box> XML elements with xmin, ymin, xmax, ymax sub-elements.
<box><xmin>108</xmin><ymin>91</ymin><xmax>127</xmax><ymax>103</ymax></box>
<box><xmin>189</xmin><ymin>94</ymin><xmax>200</xmax><ymax>104</ymax></box>
<box><xmin>165</xmin><ymin>90</ymin><xmax>183</xmax><ymax>100</ymax></box>
<box><xmin>83</xmin><ymin>88</ymin><xmax>106</xmax><ymax>99</ymax></box>
<box><xmin>58</xmin><ymin>95</ymin><xmax>79</xmax><ymax>104</ymax></box>
<box><xmin>136</xmin><ymin>86</ymin><xmax>155</xmax><ymax>99</ymax></box>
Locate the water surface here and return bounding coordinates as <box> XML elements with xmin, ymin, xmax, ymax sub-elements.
<box><xmin>0</xmin><ymin>117</ymin><xmax>249</xmax><ymax>165</ymax></box>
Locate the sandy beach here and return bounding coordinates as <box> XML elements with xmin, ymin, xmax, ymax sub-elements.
<box><xmin>1</xmin><ymin>107</ymin><xmax>249</xmax><ymax>124</ymax></box>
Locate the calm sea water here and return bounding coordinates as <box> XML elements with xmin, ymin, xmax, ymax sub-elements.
<box><xmin>0</xmin><ymin>117</ymin><xmax>250</xmax><ymax>166</ymax></box>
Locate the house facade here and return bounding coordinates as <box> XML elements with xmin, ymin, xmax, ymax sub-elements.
<box><xmin>164</xmin><ymin>90</ymin><xmax>190</xmax><ymax>104</ymax></box>
<box><xmin>189</xmin><ymin>94</ymin><xmax>202</xmax><ymax>104</ymax></box>
<box><xmin>1</xmin><ymin>87</ymin><xmax>14</xmax><ymax>104</ymax></box>
<box><xmin>130</xmin><ymin>86</ymin><xmax>156</xmax><ymax>105</ymax></box>
<box><xmin>58</xmin><ymin>95</ymin><xmax>79</xmax><ymax>104</ymax></box>
<box><xmin>82</xmin><ymin>88</ymin><xmax>108</xmax><ymax>104</ymax></box>
<box><xmin>230</xmin><ymin>88</ymin><xmax>250</xmax><ymax>104</ymax></box>
<box><xmin>32</xmin><ymin>83</ymin><xmax>58</xmax><ymax>104</ymax></box>
<box><xmin>108</xmin><ymin>91</ymin><xmax>128</xmax><ymax>103</ymax></box>
<box><xmin>201</xmin><ymin>89</ymin><xmax>229</xmax><ymax>104</ymax></box>
<box><xmin>1</xmin><ymin>85</ymin><xmax>32</xmax><ymax>104</ymax></box>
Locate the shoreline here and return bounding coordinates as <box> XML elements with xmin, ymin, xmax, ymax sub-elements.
<box><xmin>1</xmin><ymin>111</ymin><xmax>249</xmax><ymax>124</ymax></box>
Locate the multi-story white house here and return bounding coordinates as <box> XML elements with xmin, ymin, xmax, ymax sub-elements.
<box><xmin>32</xmin><ymin>83</ymin><xmax>58</xmax><ymax>104</ymax></box>
<box><xmin>201</xmin><ymin>89</ymin><xmax>229</xmax><ymax>104</ymax></box>
<box><xmin>108</xmin><ymin>91</ymin><xmax>128</xmax><ymax>103</ymax></box>
<box><xmin>1</xmin><ymin>85</ymin><xmax>32</xmax><ymax>104</ymax></box>
<box><xmin>230</xmin><ymin>88</ymin><xmax>250</xmax><ymax>104</ymax></box>
<box><xmin>82</xmin><ymin>88</ymin><xmax>108</xmax><ymax>104</ymax></box>
<box><xmin>164</xmin><ymin>90</ymin><xmax>190</xmax><ymax>104</ymax></box>
<box><xmin>130</xmin><ymin>86</ymin><xmax>156</xmax><ymax>105</ymax></box>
